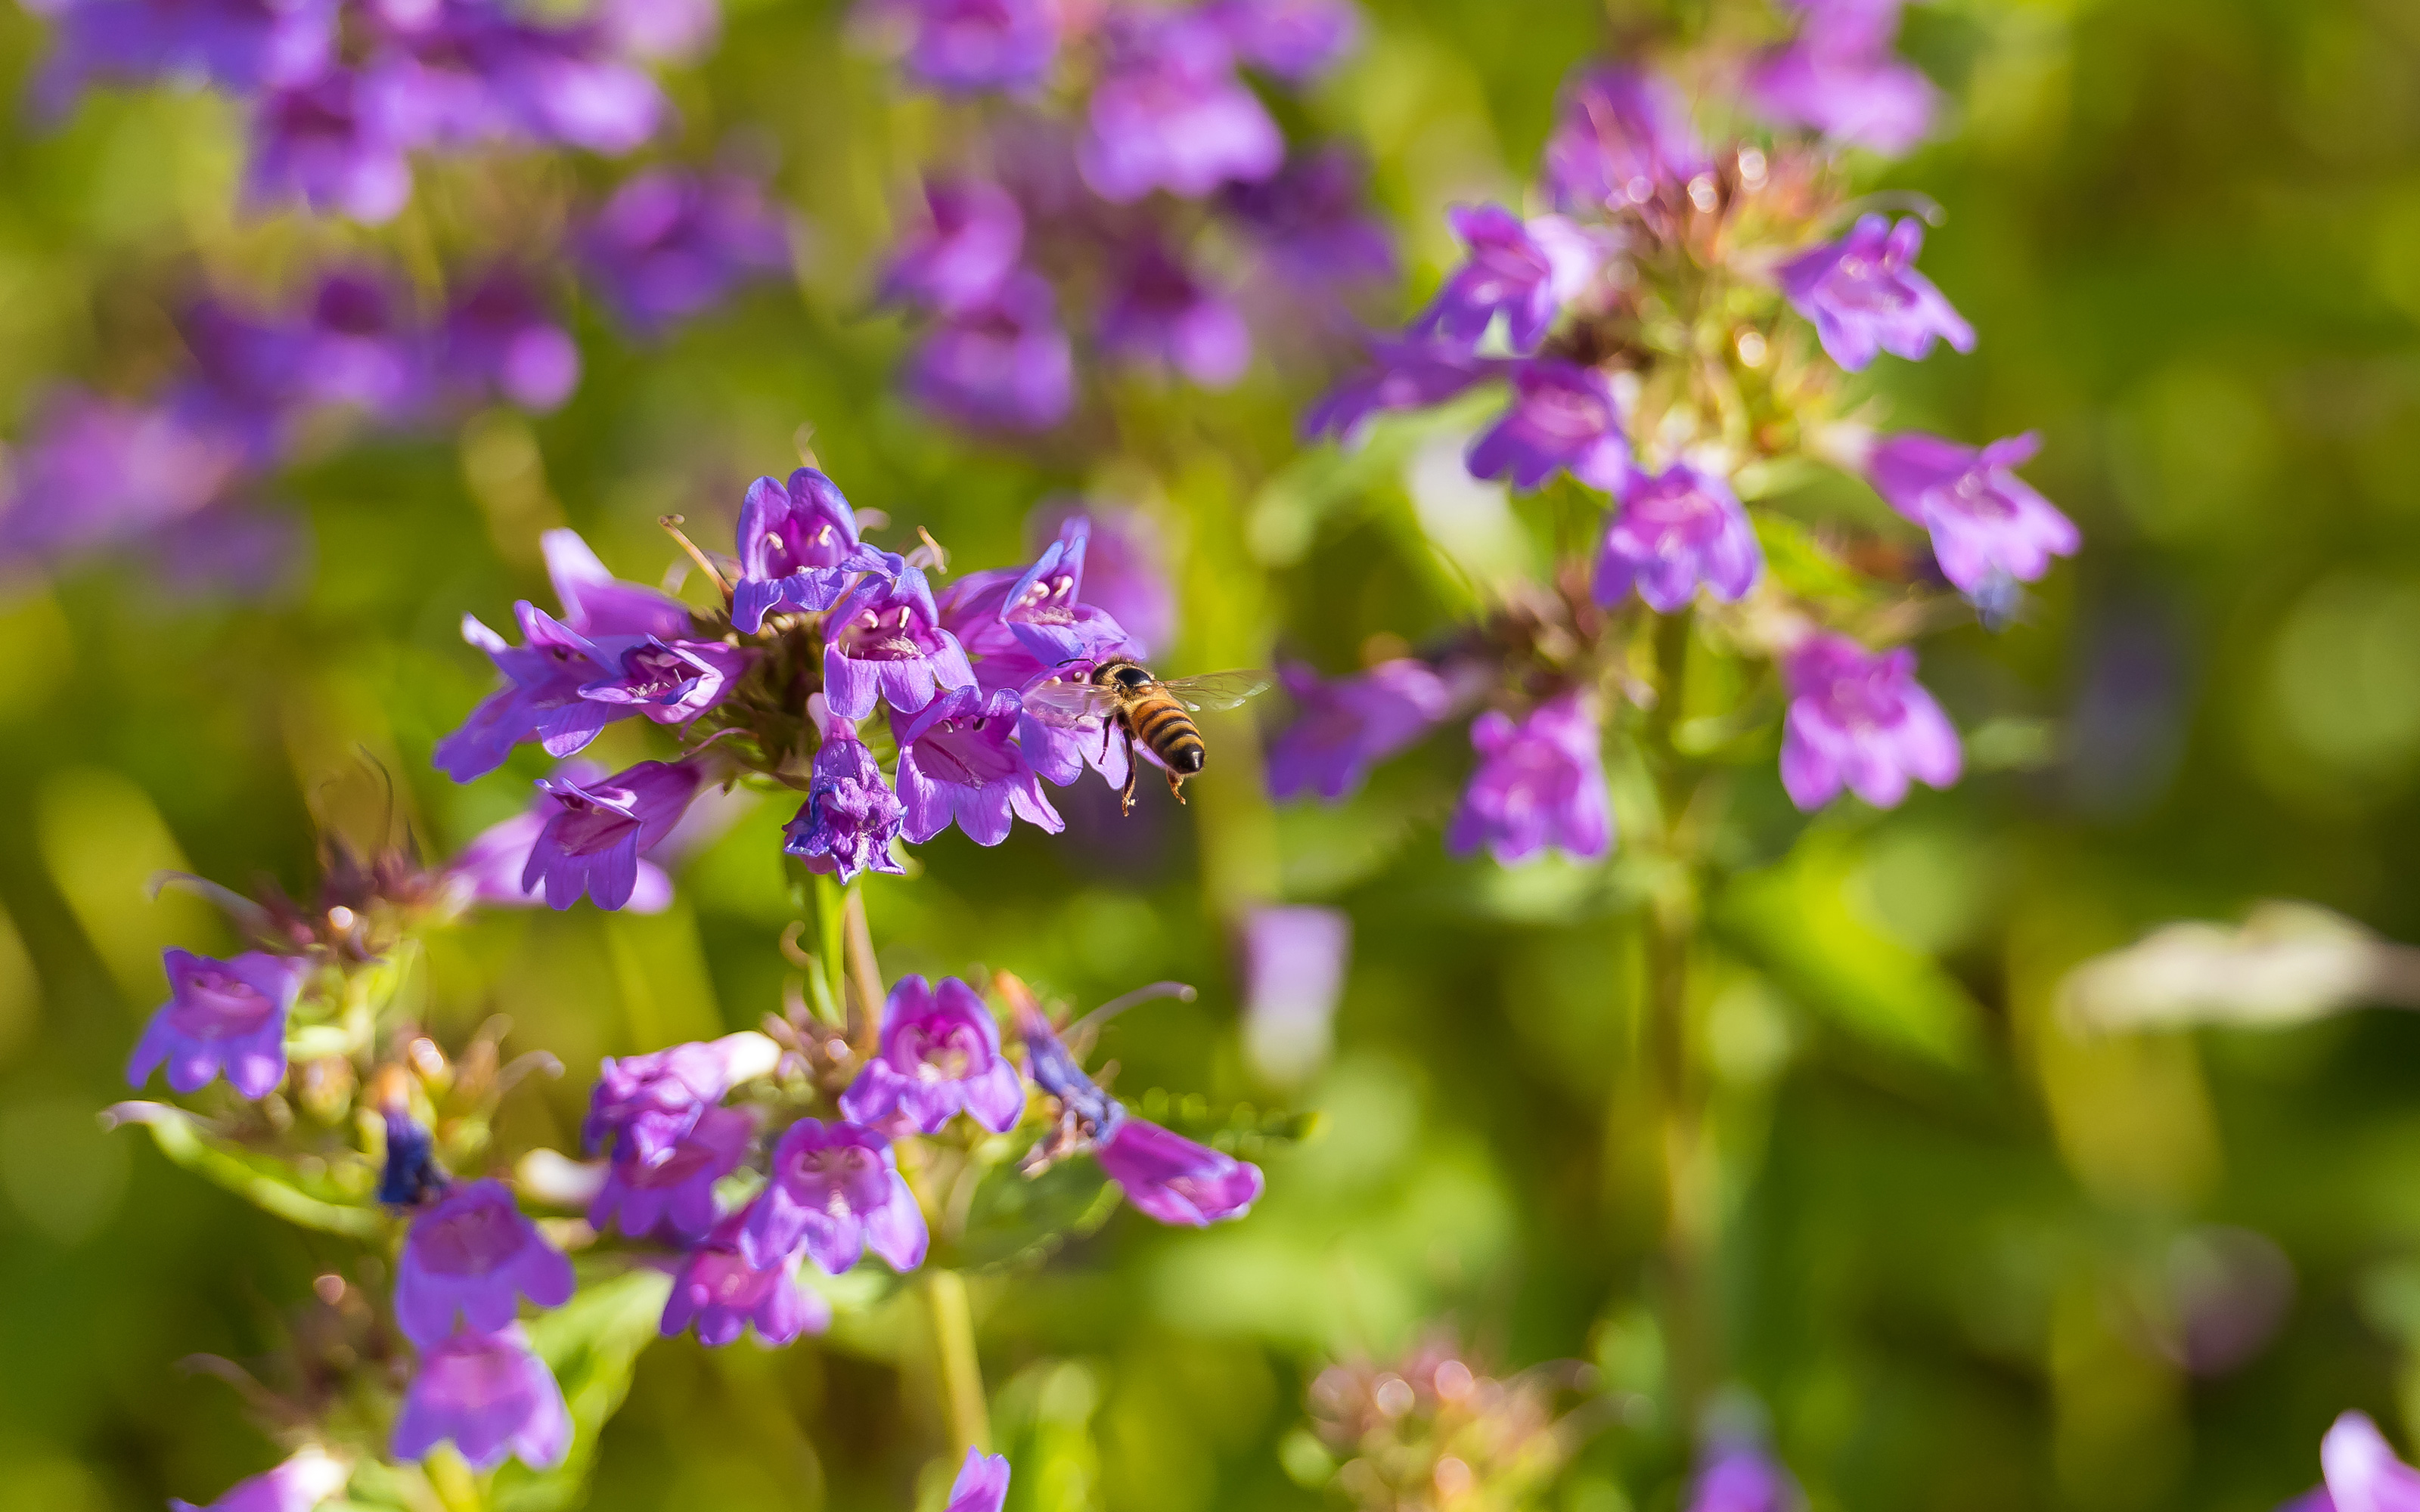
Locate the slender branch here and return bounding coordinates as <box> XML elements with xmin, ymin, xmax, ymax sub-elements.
<box><xmin>842</xmin><ymin>885</ymin><xmax>886</xmax><ymax>1032</ymax></box>
<box><xmin>926</xmin><ymin>1269</ymin><xmax>991</xmax><ymax>1456</ymax></box>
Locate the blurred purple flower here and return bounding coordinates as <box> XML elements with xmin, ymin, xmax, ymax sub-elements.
<box><xmin>1776</xmin><ymin>215</ymin><xmax>1972</xmax><ymax>372</ymax></box>
<box><xmin>1466</xmin><ymin>358</ymin><xmax>1630</xmax><ymax>491</ymax></box>
<box><xmin>661</xmin><ymin>1210</ymin><xmax>831</xmax><ymax>1346</ymax></box>
<box><xmin>1687</xmin><ymin>1444</ymin><xmax>1798</xmax><ymax>1512</ymax></box>
<box><xmin>293</xmin><ymin>269</ymin><xmax>429</xmax><ymax>417</ymax></box>
<box><xmin>32</xmin><ymin>0</ymin><xmax>335</xmax><ymax>113</ymax></box>
<box><xmin>731</xmin><ymin>466</ymin><xmax>867</xmax><ymax>632</ymax></box>
<box><xmin>1417</xmin><ymin>204</ymin><xmax>1606</xmax><ymax>355</ymax></box>
<box><xmin>1028</xmin><ymin>500</ymin><xmax>1173</xmax><ymax>657</ymax></box>
<box><xmin>824</xmin><ymin>560</ymin><xmax>976</xmax><ymax>718</ymax></box>
<box><xmin>579</xmin><ymin>167</ymin><xmax>791</xmax><ymax>337</ymax></box>
<box><xmin>1242</xmin><ymin>903</ymin><xmax>1348</xmax><ymax>1082</ymax></box>
<box><xmin>1266</xmin><ymin>659</ymin><xmax>1452</xmax><ymax>801</ymax></box>
<box><xmin>893</xmin><ymin>684</ymin><xmax>1065</xmax><ymax>844</ymax></box>
<box><xmin>740</xmin><ymin>1117</ymin><xmax>927</xmax><ymax>1275</ymax></box>
<box><xmin>842</xmin><ymin>974</ymin><xmax>1025</xmax><ymax>1135</ymax></box>
<box><xmin>392</xmin><ymin>1324</ymin><xmax>569</xmax><ymax>1470</ymax></box>
<box><xmin>1076</xmin><ymin>12</ymin><xmax>1283</xmax><ymax>203</ymax></box>
<box><xmin>364</xmin><ymin>0</ymin><xmax>665</xmax><ymax>153</ymax></box>
<box><xmin>858</xmin><ymin>0</ymin><xmax>1059</xmax><ymax>94</ymax></box>
<box><xmin>1098</xmin><ymin>1117</ymin><xmax>1264</xmax><ymax>1225</ymax></box>
<box><xmin>1779</xmin><ymin>632</ymin><xmax>1960</xmax><ymax>810</ymax></box>
<box><xmin>0</xmin><ymin>388</ymin><xmax>247</xmax><ymax>567</ymax></box>
<box><xmin>585</xmin><ymin>1038</ymin><xmax>734</xmax><ymax>1166</ymax></box>
<box><xmin>904</xmin><ymin>269</ymin><xmax>1075</xmax><ymax>431</ymax></box>
<box><xmin>126</xmin><ymin>948</ymin><xmax>302</xmax><ymax>1099</ymax></box>
<box><xmin>522</xmin><ymin>757</ymin><xmax>706</xmax><ymax>910</ymax></box>
<box><xmin>1202</xmin><ymin>0</ymin><xmax>1357</xmax><ymax>81</ymax></box>
<box><xmin>880</xmin><ymin>178</ymin><xmax>1024</xmax><ymax>315</ymax></box>
<box><xmin>1540</xmin><ymin>64</ymin><xmax>1708</xmax><ymax>211</ymax></box>
<box><xmin>438</xmin><ymin>268</ymin><xmax>580</xmax><ymax>411</ymax></box>
<box><xmin>1099</xmin><ymin>238</ymin><xmax>1252</xmax><ymax>389</ymax></box>
<box><xmin>378</xmin><ymin>1108</ymin><xmax>447</xmax><ymax>1207</ymax></box>
<box><xmin>589</xmin><ymin>1104</ymin><xmax>750</xmax><ymax>1241</ymax></box>
<box><xmin>167</xmin><ymin>1448</ymin><xmax>347</xmax><ymax>1512</ymax></box>
<box><xmin>1219</xmin><ymin>147</ymin><xmax>1396</xmax><ymax>296</ymax></box>
<box><xmin>1866</xmin><ymin>430</ymin><xmax>2077</xmax><ymax>594</ymax></box>
<box><xmin>247</xmin><ymin>66</ymin><xmax>415</xmax><ymax>223</ymax></box>
<box><xmin>1747</xmin><ymin>45</ymin><xmax>1936</xmax><ymax>157</ymax></box>
<box><xmin>448</xmin><ymin>790</ymin><xmax>675</xmax><ymax>913</ymax></box>
<box><xmin>394</xmin><ymin>1178</ymin><xmax>576</xmax><ymax>1346</ymax></box>
<box><xmin>1447</xmin><ymin>692</ymin><xmax>1612</xmax><ymax>864</ymax></box>
<box><xmin>945</xmin><ymin>1448</ymin><xmax>1013</xmax><ymax>1512</ymax></box>
<box><xmin>598</xmin><ymin>0</ymin><xmax>718</xmax><ymax>61</ymax></box>
<box><xmin>784</xmin><ymin>720</ymin><xmax>909</xmax><ymax>883</ymax></box>
<box><xmin>1592</xmin><ymin>461</ymin><xmax>1761</xmax><ymax>612</ymax></box>
<box><xmin>1305</xmin><ymin>336</ymin><xmax>1497</xmax><ymax>445</ymax></box>
<box><xmin>2300</xmin><ymin>1411</ymin><xmax>2420</xmax><ymax>1512</ymax></box>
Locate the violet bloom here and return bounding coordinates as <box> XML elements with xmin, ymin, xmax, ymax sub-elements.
<box><xmin>783</xmin><ymin>720</ymin><xmax>909</xmax><ymax>883</ymax></box>
<box><xmin>392</xmin><ymin>1325</ymin><xmax>569</xmax><ymax>1470</ymax></box>
<box><xmin>997</xmin><ymin>517</ymin><xmax>1137</xmax><ymax>665</ymax></box>
<box><xmin>378</xmin><ymin>1109</ymin><xmax>447</xmax><ymax>1207</ymax></box>
<box><xmin>438</xmin><ymin>268</ymin><xmax>580</xmax><ymax>411</ymax></box>
<box><xmin>732</xmin><ymin>467</ymin><xmax>868</xmax><ymax>633</ymax></box>
<box><xmin>393</xmin><ymin>1179</ymin><xmax>576</xmax><ymax>1346</ymax></box>
<box><xmin>1447</xmin><ymin>693</ymin><xmax>1613</xmax><ymax>865</ymax></box>
<box><xmin>363</xmin><ymin>1</ymin><xmax>664</xmax><ymax>153</ymax></box>
<box><xmin>842</xmin><ymin>974</ymin><xmax>1025</xmax><ymax>1136</ymax></box>
<box><xmin>1417</xmin><ymin>205</ymin><xmax>1606</xmax><ymax>355</ymax></box>
<box><xmin>904</xmin><ymin>269</ymin><xmax>1076</xmax><ymax>432</ymax></box>
<box><xmin>1305</xmin><ymin>336</ymin><xmax>1498</xmax><ymax>445</ymax></box>
<box><xmin>541</xmin><ymin>527</ymin><xmax>695</xmax><ymax>640</ymax></box>
<box><xmin>598</xmin><ymin>0</ymin><xmax>718</xmax><ymax>62</ymax></box>
<box><xmin>573</xmin><ymin>634</ymin><xmax>752</xmax><ymax>732</ymax></box>
<box><xmin>1866</xmin><ymin>430</ymin><xmax>2078</xmax><ymax>594</ymax></box>
<box><xmin>1592</xmin><ymin>462</ymin><xmax>1762</xmax><ymax>612</ymax></box>
<box><xmin>1028</xmin><ymin>500</ymin><xmax>1174</xmax><ymax>657</ymax></box>
<box><xmin>126</xmin><ymin>949</ymin><xmax>304</xmax><ymax>1100</ymax></box>
<box><xmin>1097</xmin><ymin>1117</ymin><xmax>1266</xmax><ymax>1226</ymax></box>
<box><xmin>167</xmin><ymin>1447</ymin><xmax>347</xmax><ymax>1512</ymax></box>
<box><xmin>945</xmin><ymin>1447</ymin><xmax>1013</xmax><ymax>1512</ymax></box>
<box><xmin>247</xmin><ymin>66</ymin><xmax>415</xmax><ymax>224</ymax></box>
<box><xmin>1687</xmin><ymin>1444</ymin><xmax>1797</xmax><ymax>1512</ymax></box>
<box><xmin>1466</xmin><ymin>359</ymin><xmax>1630</xmax><ymax>492</ymax></box>
<box><xmin>1076</xmin><ymin>13</ymin><xmax>1283</xmax><ymax>203</ymax></box>
<box><xmin>860</xmin><ymin>0</ymin><xmax>1060</xmax><ymax>94</ymax></box>
<box><xmin>1776</xmin><ymin>215</ymin><xmax>1973</xmax><ymax>372</ymax></box>
<box><xmin>739</xmin><ymin>1117</ymin><xmax>927</xmax><ymax>1275</ymax></box>
<box><xmin>1099</xmin><ymin>239</ymin><xmax>1252</xmax><ymax>389</ymax></box>
<box><xmin>578</xmin><ymin>168</ymin><xmax>791</xmax><ymax>337</ymax></box>
<box><xmin>1218</xmin><ymin>147</ymin><xmax>1396</xmax><ymax>297</ymax></box>
<box><xmin>1747</xmin><ymin>45</ymin><xmax>1937</xmax><ymax>157</ymax></box>
<box><xmin>824</xmin><ymin>561</ymin><xmax>977</xmax><ymax>718</ymax></box>
<box><xmin>293</xmin><ymin>269</ymin><xmax>428</xmax><ymax>418</ymax></box>
<box><xmin>521</xmin><ymin>758</ymin><xmax>704</xmax><ymax>910</ymax></box>
<box><xmin>894</xmin><ymin>685</ymin><xmax>1065</xmax><ymax>844</ymax></box>
<box><xmin>0</xmin><ymin>389</ymin><xmax>244</xmax><ymax>567</ymax></box>
<box><xmin>2290</xmin><ymin>1411</ymin><xmax>2420</xmax><ymax>1512</ymax></box>
<box><xmin>589</xmin><ymin>1105</ymin><xmax>752</xmax><ymax>1241</ymax></box>
<box><xmin>661</xmin><ymin>1211</ymin><xmax>831</xmax><ymax>1347</ymax></box>
<box><xmin>1241</xmin><ymin>903</ymin><xmax>1349</xmax><ymax>1083</ymax></box>
<box><xmin>879</xmin><ymin>178</ymin><xmax>1024</xmax><ymax>315</ymax></box>
<box><xmin>33</xmin><ymin>0</ymin><xmax>335</xmax><ymax>111</ymax></box>
<box><xmin>1779</xmin><ymin>633</ymin><xmax>1960</xmax><ymax>811</ymax></box>
<box><xmin>1266</xmin><ymin>659</ymin><xmax>1453</xmax><ymax>802</ymax></box>
<box><xmin>585</xmin><ymin>1037</ymin><xmax>749</xmax><ymax>1167</ymax></box>
<box><xmin>1540</xmin><ymin>64</ymin><xmax>1709</xmax><ymax>211</ymax></box>
<box><xmin>1203</xmin><ymin>0</ymin><xmax>1357</xmax><ymax>81</ymax></box>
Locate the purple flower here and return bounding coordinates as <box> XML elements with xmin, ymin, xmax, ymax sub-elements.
<box><xmin>1097</xmin><ymin>1117</ymin><xmax>1265</xmax><ymax>1226</ymax></box>
<box><xmin>379</xmin><ymin>1109</ymin><xmax>447</xmax><ymax>1207</ymax></box>
<box><xmin>842</xmin><ymin>974</ymin><xmax>1025</xmax><ymax>1135</ymax></box>
<box><xmin>880</xmin><ymin>178</ymin><xmax>1024</xmax><ymax>315</ymax></box>
<box><xmin>824</xmin><ymin>562</ymin><xmax>977</xmax><ymax>718</ymax></box>
<box><xmin>1305</xmin><ymin>336</ymin><xmax>1498</xmax><ymax>446</ymax></box>
<box><xmin>570</xmin><ymin>635</ymin><xmax>752</xmax><ymax>735</ymax></box>
<box><xmin>578</xmin><ymin>168</ymin><xmax>791</xmax><ymax>337</ymax></box>
<box><xmin>894</xmin><ymin>685</ymin><xmax>1065</xmax><ymax>844</ymax></box>
<box><xmin>1747</xmin><ymin>44</ymin><xmax>1937</xmax><ymax>157</ymax></box>
<box><xmin>739</xmin><ymin>1117</ymin><xmax>927</xmax><ymax>1275</ymax></box>
<box><xmin>661</xmin><ymin>1210</ymin><xmax>832</xmax><ymax>1346</ymax></box>
<box><xmin>585</xmin><ymin>1037</ymin><xmax>747</xmax><ymax>1166</ymax></box>
<box><xmin>521</xmin><ymin>758</ymin><xmax>705</xmax><ymax>910</ymax></box>
<box><xmin>1779</xmin><ymin>633</ymin><xmax>1960</xmax><ymax>811</ymax></box>
<box><xmin>1075</xmin><ymin>14</ymin><xmax>1283</xmax><ymax>203</ymax></box>
<box><xmin>1027</xmin><ymin>500</ymin><xmax>1174</xmax><ymax>658</ymax></box>
<box><xmin>247</xmin><ymin>66</ymin><xmax>415</xmax><ymax>224</ymax></box>
<box><xmin>438</xmin><ymin>268</ymin><xmax>580</xmax><ymax>411</ymax></box>
<box><xmin>1266</xmin><ymin>659</ymin><xmax>1452</xmax><ymax>801</ymax></box>
<box><xmin>363</xmin><ymin>0</ymin><xmax>665</xmax><ymax>153</ymax></box>
<box><xmin>392</xmin><ymin>1324</ymin><xmax>569</xmax><ymax>1470</ymax></box>
<box><xmin>1202</xmin><ymin>0</ymin><xmax>1357</xmax><ymax>81</ymax></box>
<box><xmin>393</xmin><ymin>1179</ymin><xmax>576</xmax><ymax>1346</ymax></box>
<box><xmin>1218</xmin><ymin>147</ymin><xmax>1396</xmax><ymax>296</ymax></box>
<box><xmin>731</xmin><ymin>467</ymin><xmax>868</xmax><ymax>633</ymax></box>
<box><xmin>945</xmin><ymin>1447</ymin><xmax>1013</xmax><ymax>1512</ymax></box>
<box><xmin>1591</xmin><ymin>462</ymin><xmax>1762</xmax><ymax>612</ymax></box>
<box><xmin>126</xmin><ymin>949</ymin><xmax>303</xmax><ymax>1099</ymax></box>
<box><xmin>858</xmin><ymin>0</ymin><xmax>1060</xmax><ymax>94</ymax></box>
<box><xmin>783</xmin><ymin>720</ymin><xmax>909</xmax><ymax>883</ymax></box>
<box><xmin>1466</xmin><ymin>359</ymin><xmax>1630</xmax><ymax>491</ymax></box>
<box><xmin>293</xmin><ymin>269</ymin><xmax>429</xmax><ymax>417</ymax></box>
<box><xmin>2291</xmin><ymin>1411</ymin><xmax>2420</xmax><ymax>1512</ymax></box>
<box><xmin>168</xmin><ymin>1448</ymin><xmax>347</xmax><ymax>1512</ymax></box>
<box><xmin>0</xmin><ymin>389</ymin><xmax>246</xmax><ymax>568</ymax></box>
<box><xmin>1417</xmin><ymin>205</ymin><xmax>1606</xmax><ymax>355</ymax></box>
<box><xmin>1866</xmin><ymin>430</ymin><xmax>2078</xmax><ymax>594</ymax></box>
<box><xmin>996</xmin><ymin>517</ymin><xmax>1138</xmax><ymax>665</ymax></box>
<box><xmin>1099</xmin><ymin>239</ymin><xmax>1252</xmax><ymax>389</ymax></box>
<box><xmin>1540</xmin><ymin>65</ymin><xmax>1709</xmax><ymax>211</ymax></box>
<box><xmin>1687</xmin><ymin>1444</ymin><xmax>1798</xmax><ymax>1512</ymax></box>
<box><xmin>1776</xmin><ymin>215</ymin><xmax>1973</xmax><ymax>372</ymax></box>
<box><xmin>598</xmin><ymin>0</ymin><xmax>718</xmax><ymax>61</ymax></box>
<box><xmin>904</xmin><ymin>269</ymin><xmax>1075</xmax><ymax>431</ymax></box>
<box><xmin>541</xmin><ymin>527</ymin><xmax>694</xmax><ymax>639</ymax></box>
<box><xmin>1241</xmin><ymin>903</ymin><xmax>1349</xmax><ymax>1082</ymax></box>
<box><xmin>33</xmin><ymin>0</ymin><xmax>335</xmax><ymax>113</ymax></box>
<box><xmin>589</xmin><ymin>1105</ymin><xmax>752</xmax><ymax>1241</ymax></box>
<box><xmin>1447</xmin><ymin>693</ymin><xmax>1613</xmax><ymax>864</ymax></box>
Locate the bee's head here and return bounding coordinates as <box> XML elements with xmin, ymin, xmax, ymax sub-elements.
<box><xmin>1097</xmin><ymin>661</ymin><xmax>1153</xmax><ymax>689</ymax></box>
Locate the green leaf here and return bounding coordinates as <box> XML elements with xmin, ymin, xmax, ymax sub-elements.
<box><xmin>491</xmin><ymin>1266</ymin><xmax>675</xmax><ymax>1512</ymax></box>
<box><xmin>103</xmin><ymin>1101</ymin><xmax>387</xmax><ymax>1238</ymax></box>
<box><xmin>956</xmin><ymin>1149</ymin><xmax>1121</xmax><ymax>1271</ymax></box>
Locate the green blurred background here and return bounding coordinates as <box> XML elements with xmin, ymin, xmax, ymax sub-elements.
<box><xmin>3</xmin><ymin>0</ymin><xmax>2419</xmax><ymax>1507</ymax></box>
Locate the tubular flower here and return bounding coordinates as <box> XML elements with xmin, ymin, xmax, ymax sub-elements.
<box><xmin>2291</xmin><ymin>1410</ymin><xmax>2420</xmax><ymax>1512</ymax></box>
<box><xmin>1075</xmin><ymin>11</ymin><xmax>1283</xmax><ymax>203</ymax></box>
<box><xmin>521</xmin><ymin>758</ymin><xmax>706</xmax><ymax>911</ymax></box>
<box><xmin>1591</xmin><ymin>461</ymin><xmax>1763</xmax><ymax>612</ymax></box>
<box><xmin>393</xmin><ymin>1179</ymin><xmax>576</xmax><ymax>1346</ymax></box>
<box><xmin>127</xmin><ymin>949</ymin><xmax>305</xmax><ymax>1099</ymax></box>
<box><xmin>1447</xmin><ymin>693</ymin><xmax>1614</xmax><ymax>865</ymax></box>
<box><xmin>880</xmin><ymin>177</ymin><xmax>1025</xmax><ymax>315</ymax></box>
<box><xmin>576</xmin><ymin>167</ymin><xmax>792</xmax><ymax>338</ymax></box>
<box><xmin>1306</xmin><ymin>336</ymin><xmax>1500</xmax><ymax>445</ymax></box>
<box><xmin>1776</xmin><ymin>215</ymin><xmax>1974</xmax><ymax>372</ymax></box>
<box><xmin>1686</xmin><ymin>1443</ymin><xmax>1800</xmax><ymax>1512</ymax></box>
<box><xmin>731</xmin><ymin>466</ymin><xmax>872</xmax><ymax>633</ymax></box>
<box><xmin>1416</xmin><ymin>204</ymin><xmax>1608</xmax><ymax>355</ymax></box>
<box><xmin>740</xmin><ymin>1117</ymin><xmax>929</xmax><ymax>1275</ymax></box>
<box><xmin>783</xmin><ymin>720</ymin><xmax>909</xmax><ymax>883</ymax></box>
<box><xmin>842</xmin><ymin>974</ymin><xmax>1026</xmax><ymax>1136</ymax></box>
<box><xmin>392</xmin><ymin>1325</ymin><xmax>570</xmax><ymax>1471</ymax></box>
<box><xmin>660</xmin><ymin>1210</ymin><xmax>832</xmax><ymax>1347</ymax></box>
<box><xmin>1202</xmin><ymin>0</ymin><xmax>1357</xmax><ymax>81</ymax></box>
<box><xmin>1540</xmin><ymin>64</ymin><xmax>1709</xmax><ymax>211</ymax></box>
<box><xmin>945</xmin><ymin>1447</ymin><xmax>1014</xmax><ymax>1512</ymax></box>
<box><xmin>1779</xmin><ymin>633</ymin><xmax>1961</xmax><ymax>811</ymax></box>
<box><xmin>583</xmin><ymin>1033</ymin><xmax>775</xmax><ymax>1167</ymax></box>
<box><xmin>446</xmin><ymin>771</ymin><xmax>675</xmax><ymax>912</ymax></box>
<box><xmin>904</xmin><ymin>269</ymin><xmax>1076</xmax><ymax>432</ymax></box>
<box><xmin>824</xmin><ymin>559</ymin><xmax>978</xmax><ymax>719</ymax></box>
<box><xmin>1466</xmin><ymin>358</ymin><xmax>1630</xmax><ymax>492</ymax></box>
<box><xmin>861</xmin><ymin>0</ymin><xmax>1060</xmax><ymax>94</ymax></box>
<box><xmin>1097</xmin><ymin>237</ymin><xmax>1252</xmax><ymax>389</ymax></box>
<box><xmin>588</xmin><ymin>1105</ymin><xmax>752</xmax><ymax>1242</ymax></box>
<box><xmin>1096</xmin><ymin>1116</ymin><xmax>1266</xmax><ymax>1227</ymax></box>
<box><xmin>1266</xmin><ymin>659</ymin><xmax>1454</xmax><ymax>802</ymax></box>
<box><xmin>1865</xmin><ymin>430</ymin><xmax>2079</xmax><ymax>595</ymax></box>
<box><xmin>436</xmin><ymin>268</ymin><xmax>579</xmax><ymax>411</ymax></box>
<box><xmin>168</xmin><ymin>1448</ymin><xmax>348</xmax><ymax>1512</ymax></box>
<box><xmin>892</xmin><ymin>685</ymin><xmax>1065</xmax><ymax>845</ymax></box>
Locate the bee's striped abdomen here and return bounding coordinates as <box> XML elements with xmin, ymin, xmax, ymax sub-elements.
<box><xmin>1131</xmin><ymin>694</ymin><xmax>1206</xmax><ymax>774</ymax></box>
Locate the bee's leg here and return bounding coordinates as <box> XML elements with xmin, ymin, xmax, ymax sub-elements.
<box><xmin>1118</xmin><ymin>731</ymin><xmax>1140</xmax><ymax>817</ymax></box>
<box><xmin>1165</xmin><ymin>769</ymin><xmax>1188</xmax><ymax>806</ymax></box>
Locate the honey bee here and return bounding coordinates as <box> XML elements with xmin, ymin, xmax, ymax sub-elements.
<box><xmin>1021</xmin><ymin>660</ymin><xmax>1271</xmax><ymax>814</ymax></box>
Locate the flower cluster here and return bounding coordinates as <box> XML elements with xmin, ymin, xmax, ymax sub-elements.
<box><xmin>1304</xmin><ymin>1336</ymin><xmax>1583</xmax><ymax>1510</ymax></box>
<box><xmin>863</xmin><ymin>0</ymin><xmax>1392</xmax><ymax>432</ymax></box>
<box><xmin>1278</xmin><ymin>46</ymin><xmax>2077</xmax><ymax>862</ymax></box>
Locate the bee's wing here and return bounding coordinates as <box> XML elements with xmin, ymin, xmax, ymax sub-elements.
<box><xmin>1018</xmin><ymin>680</ymin><xmax>1125</xmax><ymax>726</ymax></box>
<box><xmin>1159</xmin><ymin>670</ymin><xmax>1274</xmax><ymax>714</ymax></box>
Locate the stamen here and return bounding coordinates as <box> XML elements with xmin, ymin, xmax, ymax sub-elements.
<box><xmin>659</xmin><ymin>515</ymin><xmax>733</xmax><ymax>599</ymax></box>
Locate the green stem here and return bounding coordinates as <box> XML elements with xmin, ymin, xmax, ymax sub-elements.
<box><xmin>926</xmin><ymin>1269</ymin><xmax>991</xmax><ymax>1456</ymax></box>
<box><xmin>808</xmin><ymin>872</ymin><xmax>847</xmax><ymax>1028</ymax></box>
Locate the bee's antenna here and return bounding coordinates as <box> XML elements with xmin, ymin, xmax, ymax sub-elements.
<box><xmin>1069</xmin><ymin>981</ymin><xmax>1196</xmax><ymax>1037</ymax></box>
<box><xmin>659</xmin><ymin>515</ymin><xmax>732</xmax><ymax>600</ymax></box>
